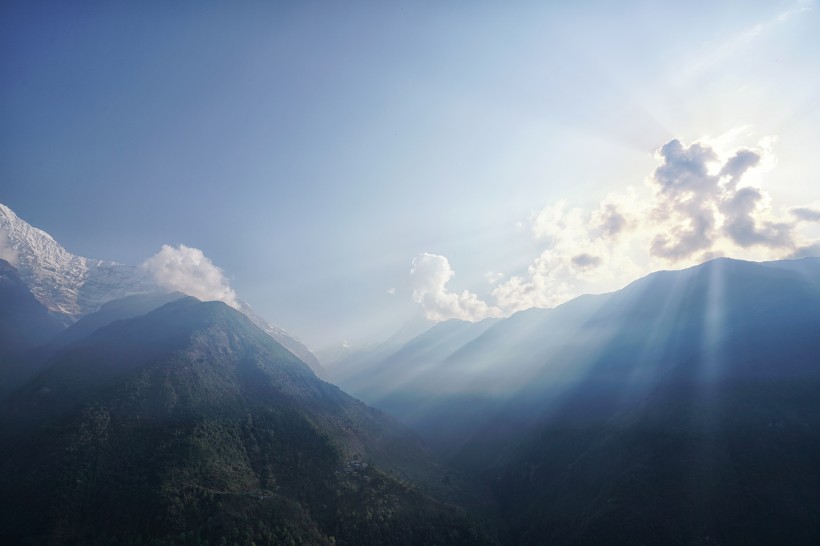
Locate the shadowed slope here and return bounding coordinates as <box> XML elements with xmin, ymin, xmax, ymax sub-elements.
<box><xmin>0</xmin><ymin>259</ymin><xmax>65</xmax><ymax>398</ymax></box>
<box><xmin>0</xmin><ymin>297</ymin><xmax>494</xmax><ymax>545</ymax></box>
<box><xmin>337</xmin><ymin>257</ymin><xmax>820</xmax><ymax>544</ymax></box>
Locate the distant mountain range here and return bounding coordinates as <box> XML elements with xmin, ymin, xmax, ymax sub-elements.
<box><xmin>2</xmin><ymin>200</ymin><xmax>819</xmax><ymax>544</ymax></box>
<box><xmin>332</xmin><ymin>256</ymin><xmax>820</xmax><ymax>544</ymax></box>
<box><xmin>0</xmin><ymin>203</ymin><xmax>323</xmax><ymax>375</ymax></box>
<box><xmin>333</xmin><ymin>257</ymin><xmax>820</xmax><ymax>420</ymax></box>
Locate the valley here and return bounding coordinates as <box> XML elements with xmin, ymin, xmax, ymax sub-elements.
<box><xmin>2</xmin><ymin>204</ymin><xmax>819</xmax><ymax>544</ymax></box>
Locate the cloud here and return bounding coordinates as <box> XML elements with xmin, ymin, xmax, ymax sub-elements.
<box><xmin>650</xmin><ymin>202</ymin><xmax>717</xmax><ymax>260</ymax></box>
<box><xmin>722</xmin><ymin>187</ymin><xmax>793</xmax><ymax>248</ymax></box>
<box><xmin>789</xmin><ymin>243</ymin><xmax>820</xmax><ymax>259</ymax></box>
<box><xmin>646</xmin><ymin>139</ymin><xmax>798</xmax><ymax>260</ymax></box>
<box><xmin>409</xmin><ymin>133</ymin><xmax>819</xmax><ymax>321</ymax></box>
<box><xmin>485</xmin><ymin>271</ymin><xmax>504</xmax><ymax>284</ymax></box>
<box><xmin>142</xmin><ymin>244</ymin><xmax>239</xmax><ymax>308</ymax></box>
<box><xmin>653</xmin><ymin>139</ymin><xmax>719</xmax><ymax>196</ymax></box>
<box><xmin>792</xmin><ymin>207</ymin><xmax>820</xmax><ymax>222</ymax></box>
<box><xmin>490</xmin><ymin>197</ymin><xmax>645</xmax><ymax>313</ymax></box>
<box><xmin>646</xmin><ymin>140</ymin><xmax>793</xmax><ymax>260</ymax></box>
<box><xmin>593</xmin><ymin>203</ymin><xmax>628</xmax><ymax>239</ymax></box>
<box><xmin>571</xmin><ymin>253</ymin><xmax>602</xmax><ymax>270</ymax></box>
<box><xmin>410</xmin><ymin>253</ymin><xmax>502</xmax><ymax>322</ymax></box>
<box><xmin>720</xmin><ymin>149</ymin><xmax>761</xmax><ymax>185</ymax></box>
<box><xmin>387</xmin><ymin>287</ymin><xmax>396</xmax><ymax>295</ymax></box>
<box><xmin>0</xmin><ymin>228</ymin><xmax>18</xmax><ymax>266</ymax></box>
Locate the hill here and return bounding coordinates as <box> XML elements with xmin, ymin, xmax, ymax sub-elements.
<box><xmin>0</xmin><ymin>297</ymin><xmax>494</xmax><ymax>545</ymax></box>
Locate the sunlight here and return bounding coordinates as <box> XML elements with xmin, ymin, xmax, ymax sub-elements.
<box><xmin>612</xmin><ymin>270</ymin><xmax>695</xmax><ymax>408</ymax></box>
<box><xmin>700</xmin><ymin>259</ymin><xmax>727</xmax><ymax>386</ymax></box>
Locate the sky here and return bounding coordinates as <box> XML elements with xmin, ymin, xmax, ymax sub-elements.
<box><xmin>2</xmin><ymin>1</ymin><xmax>819</xmax><ymax>351</ymax></box>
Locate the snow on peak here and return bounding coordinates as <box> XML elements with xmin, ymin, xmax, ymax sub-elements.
<box><xmin>0</xmin><ymin>203</ymin><xmax>324</xmax><ymax>374</ymax></box>
<box><xmin>0</xmin><ymin>203</ymin><xmax>156</xmax><ymax>320</ymax></box>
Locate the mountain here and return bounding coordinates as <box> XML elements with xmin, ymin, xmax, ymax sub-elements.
<box><xmin>0</xmin><ymin>203</ymin><xmax>323</xmax><ymax>376</ymax></box>
<box><xmin>0</xmin><ymin>259</ymin><xmax>65</xmax><ymax>398</ymax></box>
<box><xmin>242</xmin><ymin>307</ymin><xmax>325</xmax><ymax>377</ymax></box>
<box><xmin>5</xmin><ymin>200</ymin><xmax>818</xmax><ymax>545</ymax></box>
<box><xmin>338</xmin><ymin>257</ymin><xmax>820</xmax><ymax>544</ymax></box>
<box><xmin>330</xmin><ymin>317</ymin><xmax>498</xmax><ymax>408</ymax></box>
<box><xmin>0</xmin><ymin>297</ymin><xmax>495</xmax><ymax>545</ymax></box>
<box><xmin>487</xmin><ymin>369</ymin><xmax>820</xmax><ymax>545</ymax></box>
<box><xmin>42</xmin><ymin>291</ymin><xmax>190</xmax><ymax>351</ymax></box>
<box><xmin>320</xmin><ymin>314</ymin><xmax>435</xmax><ymax>370</ymax></box>
<box><xmin>473</xmin><ymin>258</ymin><xmax>820</xmax><ymax>545</ymax></box>
<box><xmin>1</xmin><ymin>292</ymin><xmax>196</xmax><ymax>401</ymax></box>
<box><xmin>347</xmin><ymin>258</ymin><xmax>820</xmax><ymax>433</ymax></box>
<box><xmin>0</xmin><ymin>203</ymin><xmax>156</xmax><ymax>323</ymax></box>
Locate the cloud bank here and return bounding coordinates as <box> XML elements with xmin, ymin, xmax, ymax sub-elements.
<box><xmin>143</xmin><ymin>244</ymin><xmax>239</xmax><ymax>308</ymax></box>
<box><xmin>412</xmin><ymin>135</ymin><xmax>819</xmax><ymax>321</ymax></box>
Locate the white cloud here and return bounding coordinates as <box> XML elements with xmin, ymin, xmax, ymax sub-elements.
<box><xmin>485</xmin><ymin>271</ymin><xmax>504</xmax><ymax>284</ymax></box>
<box><xmin>410</xmin><ymin>253</ymin><xmax>502</xmax><ymax>322</ymax></box>
<box><xmin>0</xmin><ymin>228</ymin><xmax>18</xmax><ymax>266</ymax></box>
<box><xmin>387</xmin><ymin>287</ymin><xmax>397</xmax><ymax>295</ymax></box>
<box><xmin>410</xmin><ymin>134</ymin><xmax>819</xmax><ymax>321</ymax></box>
<box><xmin>142</xmin><ymin>244</ymin><xmax>239</xmax><ymax>308</ymax></box>
<box><xmin>491</xmin><ymin>196</ymin><xmax>645</xmax><ymax>314</ymax></box>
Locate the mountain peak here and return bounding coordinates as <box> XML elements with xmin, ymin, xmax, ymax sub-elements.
<box><xmin>1</xmin><ymin>202</ymin><xmax>324</xmax><ymax>373</ymax></box>
<box><xmin>0</xmin><ymin>203</ymin><xmax>154</xmax><ymax>321</ymax></box>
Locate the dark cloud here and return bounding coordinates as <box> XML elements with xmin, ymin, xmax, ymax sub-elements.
<box><xmin>649</xmin><ymin>139</ymin><xmax>794</xmax><ymax>261</ymax></box>
<box><xmin>719</xmin><ymin>149</ymin><xmax>760</xmax><ymax>188</ymax></box>
<box><xmin>598</xmin><ymin>204</ymin><xmax>627</xmax><ymax>238</ymax></box>
<box><xmin>788</xmin><ymin>243</ymin><xmax>820</xmax><ymax>259</ymax></box>
<box><xmin>791</xmin><ymin>207</ymin><xmax>820</xmax><ymax>222</ymax></box>
<box><xmin>654</xmin><ymin>139</ymin><xmax>719</xmax><ymax>196</ymax></box>
<box><xmin>722</xmin><ymin>187</ymin><xmax>793</xmax><ymax>248</ymax></box>
<box><xmin>571</xmin><ymin>253</ymin><xmax>602</xmax><ymax>270</ymax></box>
<box><xmin>649</xmin><ymin>140</ymin><xmax>722</xmax><ymax>260</ymax></box>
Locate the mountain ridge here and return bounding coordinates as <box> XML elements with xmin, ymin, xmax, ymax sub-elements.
<box><xmin>333</xmin><ymin>255</ymin><xmax>820</xmax><ymax>544</ymax></box>
<box><xmin>0</xmin><ymin>202</ymin><xmax>324</xmax><ymax>375</ymax></box>
<box><xmin>0</xmin><ymin>203</ymin><xmax>154</xmax><ymax>321</ymax></box>
<box><xmin>0</xmin><ymin>295</ymin><xmax>496</xmax><ymax>545</ymax></box>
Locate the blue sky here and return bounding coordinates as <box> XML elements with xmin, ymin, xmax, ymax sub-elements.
<box><xmin>2</xmin><ymin>1</ymin><xmax>819</xmax><ymax>350</ymax></box>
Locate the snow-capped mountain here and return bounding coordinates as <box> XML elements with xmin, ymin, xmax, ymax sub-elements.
<box><xmin>0</xmin><ymin>203</ymin><xmax>323</xmax><ymax>374</ymax></box>
<box><xmin>0</xmin><ymin>203</ymin><xmax>155</xmax><ymax>323</ymax></box>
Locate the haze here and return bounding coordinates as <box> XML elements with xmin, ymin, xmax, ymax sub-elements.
<box><xmin>2</xmin><ymin>0</ymin><xmax>819</xmax><ymax>351</ymax></box>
